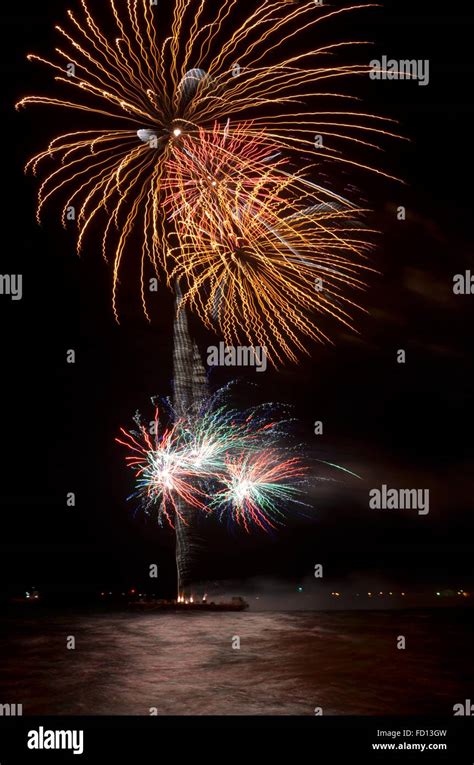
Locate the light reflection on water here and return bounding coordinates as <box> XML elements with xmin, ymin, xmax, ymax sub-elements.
<box><xmin>1</xmin><ymin>610</ymin><xmax>472</xmax><ymax>715</ymax></box>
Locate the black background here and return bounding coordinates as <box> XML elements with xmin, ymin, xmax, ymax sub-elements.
<box><xmin>0</xmin><ymin>0</ymin><xmax>473</xmax><ymax>601</ymax></box>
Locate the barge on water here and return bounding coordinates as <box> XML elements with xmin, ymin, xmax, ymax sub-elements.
<box><xmin>129</xmin><ymin>595</ymin><xmax>249</xmax><ymax>612</ymax></box>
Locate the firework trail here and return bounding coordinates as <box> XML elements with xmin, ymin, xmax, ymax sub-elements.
<box><xmin>116</xmin><ymin>380</ymin><xmax>366</xmax><ymax>592</ymax></box>
<box><xmin>161</xmin><ymin>120</ymin><xmax>290</xmax><ymax>235</ymax></box>
<box><xmin>116</xmin><ymin>382</ymin><xmax>307</xmax><ymax>530</ymax></box>
<box><xmin>212</xmin><ymin>449</ymin><xmax>308</xmax><ymax>533</ymax></box>
<box><xmin>115</xmin><ymin>402</ymin><xmax>212</xmax><ymax>528</ymax></box>
<box><xmin>167</xmin><ymin>162</ymin><xmax>377</xmax><ymax>363</ymax></box>
<box><xmin>172</xmin><ymin>285</ymin><xmax>208</xmax><ymax>595</ymax></box>
<box><xmin>163</xmin><ymin>117</ymin><xmax>380</xmax><ymax>362</ymax></box>
<box><xmin>17</xmin><ymin>0</ymin><xmax>402</xmax><ymax>359</ymax></box>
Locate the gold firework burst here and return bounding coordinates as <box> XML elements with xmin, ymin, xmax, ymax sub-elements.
<box><xmin>17</xmin><ymin>0</ymin><xmax>402</xmax><ymax>359</ymax></box>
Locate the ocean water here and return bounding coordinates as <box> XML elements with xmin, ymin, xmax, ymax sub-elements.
<box><xmin>0</xmin><ymin>609</ymin><xmax>472</xmax><ymax>715</ymax></box>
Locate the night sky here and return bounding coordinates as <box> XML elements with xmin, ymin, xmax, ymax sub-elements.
<box><xmin>1</xmin><ymin>0</ymin><xmax>473</xmax><ymax>601</ymax></box>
